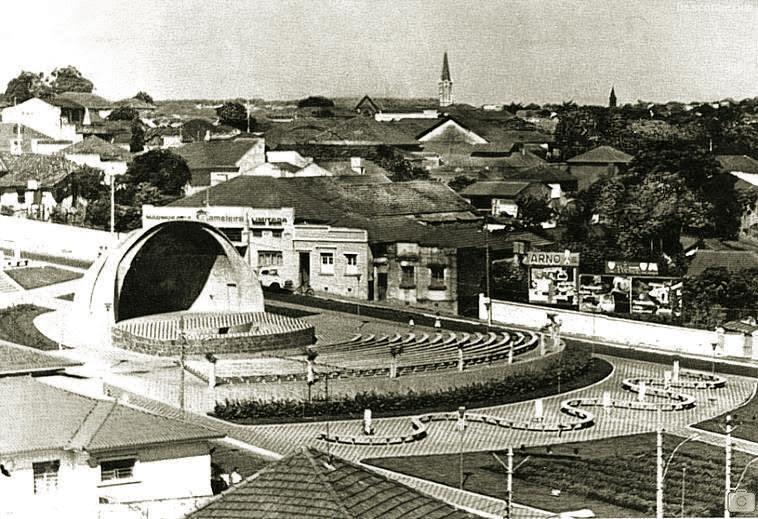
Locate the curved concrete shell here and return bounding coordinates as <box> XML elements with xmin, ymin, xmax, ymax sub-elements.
<box><xmin>71</xmin><ymin>221</ymin><xmax>263</xmax><ymax>346</ymax></box>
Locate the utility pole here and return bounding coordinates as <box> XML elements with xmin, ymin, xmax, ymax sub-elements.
<box><xmin>681</xmin><ymin>464</ymin><xmax>686</xmax><ymax>518</ymax></box>
<box><xmin>179</xmin><ymin>316</ymin><xmax>186</xmax><ymax>411</ymax></box>
<box><xmin>484</xmin><ymin>218</ymin><xmax>492</xmax><ymax>326</ymax></box>
<box><xmin>725</xmin><ymin>414</ymin><xmax>733</xmax><ymax>519</ymax></box>
<box><xmin>656</xmin><ymin>408</ymin><xmax>664</xmax><ymax>519</ymax></box>
<box><xmin>109</xmin><ymin>174</ymin><xmax>115</xmax><ymax>237</ymax></box>
<box><xmin>491</xmin><ymin>448</ymin><xmax>514</xmax><ymax>519</ymax></box>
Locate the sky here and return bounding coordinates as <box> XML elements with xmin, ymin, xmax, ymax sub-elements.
<box><xmin>2</xmin><ymin>0</ymin><xmax>757</xmax><ymax>105</ymax></box>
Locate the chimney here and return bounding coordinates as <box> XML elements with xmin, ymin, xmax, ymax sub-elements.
<box><xmin>350</xmin><ymin>157</ymin><xmax>365</xmax><ymax>175</ymax></box>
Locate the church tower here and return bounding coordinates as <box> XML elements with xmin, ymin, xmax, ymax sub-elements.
<box><xmin>439</xmin><ymin>52</ymin><xmax>453</xmax><ymax>107</ymax></box>
<box><xmin>609</xmin><ymin>86</ymin><xmax>617</xmax><ymax>108</ymax></box>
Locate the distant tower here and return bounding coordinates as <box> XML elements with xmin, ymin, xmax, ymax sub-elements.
<box><xmin>439</xmin><ymin>52</ymin><xmax>453</xmax><ymax>107</ymax></box>
<box><xmin>609</xmin><ymin>86</ymin><xmax>617</xmax><ymax>108</ymax></box>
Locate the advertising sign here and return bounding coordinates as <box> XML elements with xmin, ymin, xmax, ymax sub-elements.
<box><xmin>524</xmin><ymin>251</ymin><xmax>580</xmax><ymax>267</ymax></box>
<box><xmin>631</xmin><ymin>277</ymin><xmax>683</xmax><ymax>317</ymax></box>
<box><xmin>578</xmin><ymin>274</ymin><xmax>632</xmax><ymax>314</ymax></box>
<box><xmin>605</xmin><ymin>261</ymin><xmax>659</xmax><ymax>276</ymax></box>
<box><xmin>529</xmin><ymin>265</ymin><xmax>578</xmax><ymax>306</ymax></box>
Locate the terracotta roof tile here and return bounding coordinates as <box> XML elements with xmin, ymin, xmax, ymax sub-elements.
<box><xmin>0</xmin><ymin>152</ymin><xmax>79</xmax><ymax>188</ymax></box>
<box><xmin>566</xmin><ymin>145</ymin><xmax>633</xmax><ymax>164</ymax></box>
<box><xmin>186</xmin><ymin>447</ymin><xmax>475</xmax><ymax>519</ymax></box>
<box><xmin>0</xmin><ymin>377</ymin><xmax>222</xmax><ymax>456</ymax></box>
<box><xmin>0</xmin><ymin>340</ymin><xmax>80</xmax><ymax>376</ymax></box>
<box><xmin>61</xmin><ymin>136</ymin><xmax>131</xmax><ymax>161</ymax></box>
<box><xmin>686</xmin><ymin>250</ymin><xmax>758</xmax><ymax>277</ymax></box>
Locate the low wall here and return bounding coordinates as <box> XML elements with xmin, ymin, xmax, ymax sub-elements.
<box><xmin>0</xmin><ymin>215</ymin><xmax>123</xmax><ymax>263</ymax></box>
<box><xmin>214</xmin><ymin>346</ymin><xmax>565</xmax><ymax>401</ymax></box>
<box><xmin>480</xmin><ymin>295</ymin><xmax>726</xmax><ymax>358</ymax></box>
<box><xmin>112</xmin><ymin>326</ymin><xmax>315</xmax><ymax>356</ymax></box>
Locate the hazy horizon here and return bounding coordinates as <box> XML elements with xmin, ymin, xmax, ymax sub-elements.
<box><xmin>3</xmin><ymin>0</ymin><xmax>758</xmax><ymax>106</ymax></box>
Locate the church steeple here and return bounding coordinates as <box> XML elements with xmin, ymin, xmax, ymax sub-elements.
<box><xmin>609</xmin><ymin>86</ymin><xmax>617</xmax><ymax>108</ymax></box>
<box><xmin>439</xmin><ymin>52</ymin><xmax>453</xmax><ymax>107</ymax></box>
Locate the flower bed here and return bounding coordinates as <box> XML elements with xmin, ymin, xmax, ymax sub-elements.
<box><xmin>213</xmin><ymin>344</ymin><xmax>608</xmax><ymax>423</ymax></box>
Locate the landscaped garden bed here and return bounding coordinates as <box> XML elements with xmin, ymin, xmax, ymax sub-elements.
<box><xmin>366</xmin><ymin>433</ymin><xmax>758</xmax><ymax>518</ymax></box>
<box><xmin>212</xmin><ymin>345</ymin><xmax>612</xmax><ymax>424</ymax></box>
<box><xmin>694</xmin><ymin>387</ymin><xmax>758</xmax><ymax>443</ymax></box>
<box><xmin>4</xmin><ymin>266</ymin><xmax>82</xmax><ymax>290</ymax></box>
<box><xmin>0</xmin><ymin>304</ymin><xmax>59</xmax><ymax>350</ymax></box>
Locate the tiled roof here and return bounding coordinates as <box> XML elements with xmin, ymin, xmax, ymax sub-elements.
<box><xmin>0</xmin><ymin>377</ymin><xmax>223</xmax><ymax>456</ymax></box>
<box><xmin>0</xmin><ymin>123</ymin><xmax>56</xmax><ymax>153</ymax></box>
<box><xmin>61</xmin><ymin>136</ymin><xmax>131</xmax><ymax>161</ymax></box>
<box><xmin>55</xmin><ymin>92</ymin><xmax>113</xmax><ymax>109</ymax></box>
<box><xmin>263</xmin><ymin>118</ymin><xmax>336</xmax><ymax>147</ymax></box>
<box><xmin>171</xmin><ymin>177</ymin><xmax>474</xmax><ymax>221</ymax></box>
<box><xmin>566</xmin><ymin>145</ymin><xmax>633</xmax><ymax>164</ymax></box>
<box><xmin>499</xmin><ymin>164</ymin><xmax>576</xmax><ymax>184</ymax></box>
<box><xmin>311</xmin><ymin>117</ymin><xmax>419</xmax><ymax>146</ymax></box>
<box><xmin>114</xmin><ymin>97</ymin><xmax>156</xmax><ymax>110</ymax></box>
<box><xmin>0</xmin><ymin>340</ymin><xmax>80</xmax><ymax>376</ymax></box>
<box><xmin>686</xmin><ymin>250</ymin><xmax>758</xmax><ymax>277</ymax></box>
<box><xmin>318</xmin><ymin>159</ymin><xmax>393</xmax><ymax>181</ymax></box>
<box><xmin>460</xmin><ymin>180</ymin><xmax>532</xmax><ymax>197</ymax></box>
<box><xmin>0</xmin><ymin>152</ymin><xmax>79</xmax><ymax>188</ymax></box>
<box><xmin>717</xmin><ymin>155</ymin><xmax>758</xmax><ymax>174</ymax></box>
<box><xmin>186</xmin><ymin>447</ymin><xmax>476</xmax><ymax>519</ymax></box>
<box><xmin>175</xmin><ymin>139</ymin><xmax>262</xmax><ymax>169</ymax></box>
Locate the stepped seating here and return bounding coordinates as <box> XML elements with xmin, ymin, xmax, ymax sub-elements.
<box><xmin>0</xmin><ymin>272</ymin><xmax>19</xmax><ymax>295</ymax></box>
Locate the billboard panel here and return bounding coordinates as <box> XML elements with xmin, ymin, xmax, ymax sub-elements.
<box><xmin>578</xmin><ymin>274</ymin><xmax>632</xmax><ymax>314</ymax></box>
<box><xmin>630</xmin><ymin>277</ymin><xmax>683</xmax><ymax>317</ymax></box>
<box><xmin>528</xmin><ymin>265</ymin><xmax>578</xmax><ymax>306</ymax></box>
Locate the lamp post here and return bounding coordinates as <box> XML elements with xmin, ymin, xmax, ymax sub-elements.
<box><xmin>109</xmin><ymin>173</ymin><xmax>115</xmax><ymax>237</ymax></box>
<box><xmin>457</xmin><ymin>406</ymin><xmax>466</xmax><ymax>489</ymax></box>
<box><xmin>484</xmin><ymin>218</ymin><xmax>492</xmax><ymax>327</ymax></box>
<box><xmin>657</xmin><ymin>425</ymin><xmax>701</xmax><ymax>519</ymax></box>
<box><xmin>492</xmin><ymin>449</ymin><xmax>514</xmax><ymax>519</ymax></box>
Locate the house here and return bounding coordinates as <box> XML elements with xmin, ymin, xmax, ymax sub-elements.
<box><xmin>0</xmin><ymin>122</ymin><xmax>66</xmax><ymax>155</ymax></box>
<box><xmin>686</xmin><ymin>250</ymin><xmax>758</xmax><ymax>277</ymax></box>
<box><xmin>53</xmin><ymin>92</ymin><xmax>114</xmax><ymax>126</ymax></box>
<box><xmin>318</xmin><ymin>157</ymin><xmax>393</xmax><ymax>182</ymax></box>
<box><xmin>717</xmin><ymin>155</ymin><xmax>758</xmax><ymax>241</ymax></box>
<box><xmin>354</xmin><ymin>94</ymin><xmax>382</xmax><ymax>116</ymax></box>
<box><xmin>163</xmin><ymin>176</ymin><xmax>549</xmax><ymax>314</ymax></box>
<box><xmin>60</xmin><ymin>136</ymin><xmax>131</xmax><ymax>177</ymax></box>
<box><xmin>174</xmin><ymin>138</ymin><xmax>266</xmax><ymax>194</ymax></box>
<box><xmin>565</xmin><ymin>145</ymin><xmax>633</xmax><ymax>191</ymax></box>
<box><xmin>1</xmin><ymin>97</ymin><xmax>80</xmax><ymax>143</ymax></box>
<box><xmin>0</xmin><ymin>152</ymin><xmax>79</xmax><ymax>220</ymax></box>
<box><xmin>113</xmin><ymin>96</ymin><xmax>157</xmax><ymax>116</ymax></box>
<box><xmin>460</xmin><ymin>180</ymin><xmax>550</xmax><ymax>218</ymax></box>
<box><xmin>0</xmin><ymin>341</ymin><xmax>80</xmax><ymax>377</ymax></box>
<box><xmin>0</xmin><ymin>376</ymin><xmax>224</xmax><ymax>519</ymax></box>
<box><xmin>184</xmin><ymin>446</ymin><xmax>476</xmax><ymax>519</ymax></box>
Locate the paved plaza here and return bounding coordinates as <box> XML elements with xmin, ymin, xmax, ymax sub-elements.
<box><xmin>18</xmin><ymin>270</ymin><xmax>758</xmax><ymax>518</ymax></box>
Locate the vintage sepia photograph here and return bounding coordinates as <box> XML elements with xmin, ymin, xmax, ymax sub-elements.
<box><xmin>1</xmin><ymin>1</ymin><xmax>758</xmax><ymax>517</ymax></box>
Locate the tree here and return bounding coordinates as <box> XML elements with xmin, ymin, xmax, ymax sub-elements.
<box><xmin>297</xmin><ymin>96</ymin><xmax>335</xmax><ymax>108</ymax></box>
<box><xmin>123</xmin><ymin>149</ymin><xmax>190</xmax><ymax>197</ymax></box>
<box><xmin>130</xmin><ymin>119</ymin><xmax>145</xmax><ymax>153</ymax></box>
<box><xmin>517</xmin><ymin>194</ymin><xmax>553</xmax><ymax>229</ymax></box>
<box><xmin>4</xmin><ymin>71</ymin><xmax>53</xmax><ymax>103</ymax></box>
<box><xmin>491</xmin><ymin>260</ymin><xmax>528</xmax><ymax>302</ymax></box>
<box><xmin>447</xmin><ymin>175</ymin><xmax>476</xmax><ymax>192</ymax></box>
<box><xmin>375</xmin><ymin>145</ymin><xmax>429</xmax><ymax>182</ymax></box>
<box><xmin>134</xmin><ymin>91</ymin><xmax>154</xmax><ymax>104</ymax></box>
<box><xmin>216</xmin><ymin>101</ymin><xmax>253</xmax><ymax>131</ymax></box>
<box><xmin>67</xmin><ymin>166</ymin><xmax>105</xmax><ymax>203</ymax></box>
<box><xmin>108</xmin><ymin>106</ymin><xmax>139</xmax><ymax>121</ymax></box>
<box><xmin>50</xmin><ymin>66</ymin><xmax>93</xmax><ymax>94</ymax></box>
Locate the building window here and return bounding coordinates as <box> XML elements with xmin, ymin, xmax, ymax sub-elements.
<box><xmin>400</xmin><ymin>265</ymin><xmax>415</xmax><ymax>288</ymax></box>
<box><xmin>33</xmin><ymin>460</ymin><xmax>59</xmax><ymax>494</ymax></box>
<box><xmin>271</xmin><ymin>230</ymin><xmax>283</xmax><ymax>238</ymax></box>
<box><xmin>101</xmin><ymin>458</ymin><xmax>136</xmax><ymax>482</ymax></box>
<box><xmin>259</xmin><ymin>250</ymin><xmax>283</xmax><ymax>267</ymax></box>
<box><xmin>251</xmin><ymin>229</ymin><xmax>263</xmax><ymax>237</ymax></box>
<box><xmin>320</xmin><ymin>252</ymin><xmax>335</xmax><ymax>274</ymax></box>
<box><xmin>429</xmin><ymin>266</ymin><xmax>446</xmax><ymax>290</ymax></box>
<box><xmin>17</xmin><ymin>189</ymin><xmax>25</xmax><ymax>204</ymax></box>
<box><xmin>220</xmin><ymin>228</ymin><xmax>242</xmax><ymax>242</ymax></box>
<box><xmin>345</xmin><ymin>253</ymin><xmax>359</xmax><ymax>275</ymax></box>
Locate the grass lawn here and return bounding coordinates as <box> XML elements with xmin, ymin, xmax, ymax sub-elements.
<box><xmin>366</xmin><ymin>433</ymin><xmax>758</xmax><ymax>518</ymax></box>
<box><xmin>4</xmin><ymin>266</ymin><xmax>82</xmax><ymax>290</ymax></box>
<box><xmin>0</xmin><ymin>304</ymin><xmax>60</xmax><ymax>350</ymax></box>
<box><xmin>694</xmin><ymin>386</ymin><xmax>758</xmax><ymax>442</ymax></box>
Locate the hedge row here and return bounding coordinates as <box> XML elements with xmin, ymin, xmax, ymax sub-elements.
<box><xmin>213</xmin><ymin>345</ymin><xmax>594</xmax><ymax>423</ymax></box>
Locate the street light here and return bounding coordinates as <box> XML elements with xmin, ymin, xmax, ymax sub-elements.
<box><xmin>657</xmin><ymin>431</ymin><xmax>701</xmax><ymax>519</ymax></box>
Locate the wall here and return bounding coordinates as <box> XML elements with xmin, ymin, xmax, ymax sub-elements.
<box><xmin>294</xmin><ymin>226</ymin><xmax>370</xmax><ymax>300</ymax></box>
<box><xmin>481</xmin><ymin>295</ymin><xmax>726</xmax><ymax>358</ymax></box>
<box><xmin>382</xmin><ymin>243</ymin><xmax>457</xmax><ymax>313</ymax></box>
<box><xmin>236</xmin><ymin>140</ymin><xmax>266</xmax><ymax>174</ymax></box>
<box><xmin>567</xmin><ymin>163</ymin><xmax>619</xmax><ymax>192</ymax></box>
<box><xmin>64</xmin><ymin>153</ymin><xmax>128</xmax><ymax>177</ymax></box>
<box><xmin>0</xmin><ymin>215</ymin><xmax>119</xmax><ymax>262</ymax></box>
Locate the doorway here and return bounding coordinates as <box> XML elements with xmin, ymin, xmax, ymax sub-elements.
<box><xmin>377</xmin><ymin>272</ymin><xmax>387</xmax><ymax>301</ymax></box>
<box><xmin>299</xmin><ymin>252</ymin><xmax>311</xmax><ymax>291</ymax></box>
